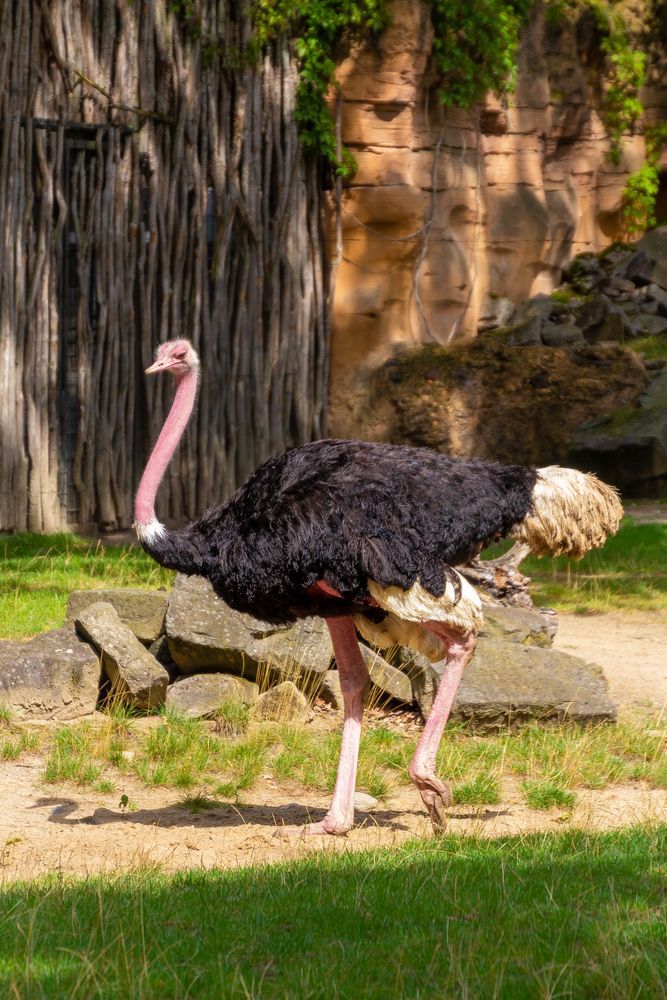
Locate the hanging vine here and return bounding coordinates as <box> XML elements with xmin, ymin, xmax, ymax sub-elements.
<box><xmin>429</xmin><ymin>0</ymin><xmax>534</xmax><ymax>109</ymax></box>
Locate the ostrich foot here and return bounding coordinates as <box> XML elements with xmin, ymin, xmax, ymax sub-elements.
<box><xmin>274</xmin><ymin>813</ymin><xmax>353</xmax><ymax>838</ymax></box>
<box><xmin>412</xmin><ymin>775</ymin><xmax>452</xmax><ymax>830</ymax></box>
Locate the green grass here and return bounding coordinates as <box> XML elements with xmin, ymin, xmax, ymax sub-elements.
<box><xmin>0</xmin><ymin>826</ymin><xmax>664</xmax><ymax>998</ymax></box>
<box><xmin>631</xmin><ymin>334</ymin><xmax>667</xmax><ymax>359</ymax></box>
<box><xmin>0</xmin><ymin>533</ymin><xmax>174</xmax><ymax>640</ymax></box>
<box><xmin>486</xmin><ymin>519</ymin><xmax>667</xmax><ymax>612</ymax></box>
<box><xmin>521</xmin><ymin>780</ymin><xmax>576</xmax><ymax>811</ymax></box>
<box><xmin>38</xmin><ymin>714</ymin><xmax>666</xmax><ymax>809</ymax></box>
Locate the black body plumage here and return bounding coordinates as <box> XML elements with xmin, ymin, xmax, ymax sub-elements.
<box><xmin>140</xmin><ymin>439</ymin><xmax>538</xmax><ymax>625</ymax></box>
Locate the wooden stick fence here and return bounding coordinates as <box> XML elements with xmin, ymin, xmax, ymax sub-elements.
<box><xmin>0</xmin><ymin>0</ymin><xmax>328</xmax><ymax>532</ymax></box>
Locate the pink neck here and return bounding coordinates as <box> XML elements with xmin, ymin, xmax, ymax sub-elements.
<box><xmin>135</xmin><ymin>370</ymin><xmax>198</xmax><ymax>526</ymax></box>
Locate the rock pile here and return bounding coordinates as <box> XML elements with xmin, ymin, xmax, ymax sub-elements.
<box><xmin>478</xmin><ymin>231</ymin><xmax>667</xmax><ymax>495</ymax></box>
<box><xmin>482</xmin><ymin>234</ymin><xmax>667</xmax><ymax>352</ymax></box>
<box><xmin>0</xmin><ymin>576</ymin><xmax>615</xmax><ymax>728</ymax></box>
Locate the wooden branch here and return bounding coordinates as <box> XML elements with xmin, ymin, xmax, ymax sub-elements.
<box><xmin>458</xmin><ymin>543</ymin><xmax>535</xmax><ymax>607</ymax></box>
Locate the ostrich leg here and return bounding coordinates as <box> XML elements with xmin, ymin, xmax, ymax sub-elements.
<box><xmin>304</xmin><ymin>616</ymin><xmax>370</xmax><ymax>835</ymax></box>
<box><xmin>409</xmin><ymin>624</ymin><xmax>477</xmax><ymax>829</ymax></box>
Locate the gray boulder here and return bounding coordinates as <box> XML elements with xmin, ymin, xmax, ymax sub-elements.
<box><xmin>638</xmin><ymin>226</ymin><xmax>667</xmax><ymax>261</ymax></box>
<box><xmin>0</xmin><ymin>627</ymin><xmax>101</xmax><ymax>721</ymax></box>
<box><xmin>67</xmin><ymin>589</ymin><xmax>168</xmax><ymax>644</ymax></box>
<box><xmin>650</xmin><ymin>260</ymin><xmax>667</xmax><ymax>292</ymax></box>
<box><xmin>75</xmin><ymin>602</ymin><xmax>169</xmax><ymax>711</ymax></box>
<box><xmin>412</xmin><ymin>637</ymin><xmax>615</xmax><ymax>730</ymax></box>
<box><xmin>643</xmin><ymin>283</ymin><xmax>667</xmax><ymax>312</ymax></box>
<box><xmin>565</xmin><ymin>253</ymin><xmax>606</xmax><ymax>294</ymax></box>
<box><xmin>632</xmin><ymin>314</ymin><xmax>667</xmax><ymax>337</ymax></box>
<box><xmin>360</xmin><ymin>646</ymin><xmax>413</xmax><ymax>705</ymax></box>
<box><xmin>641</xmin><ymin>371</ymin><xmax>667</xmax><ymax>408</ymax></box>
<box><xmin>540</xmin><ymin>322</ymin><xmax>583</xmax><ymax>347</ymax></box>
<box><xmin>480</xmin><ymin>604</ymin><xmax>557</xmax><ymax>647</ymax></box>
<box><xmin>252</xmin><ymin>681</ymin><xmax>309</xmax><ymax>723</ymax></box>
<box><xmin>570</xmin><ymin>406</ymin><xmax>667</xmax><ymax>497</ymax></box>
<box><xmin>166</xmin><ymin>575</ymin><xmax>332</xmax><ymax>690</ymax></box>
<box><xmin>165</xmin><ymin>672</ymin><xmax>258</xmax><ymax>719</ymax></box>
<box><xmin>612</xmin><ymin>249</ymin><xmax>653</xmax><ymax>286</ymax></box>
<box><xmin>508</xmin><ymin>314</ymin><xmax>543</xmax><ymax>346</ymax></box>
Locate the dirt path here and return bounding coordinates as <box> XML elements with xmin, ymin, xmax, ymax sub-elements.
<box><xmin>554</xmin><ymin>611</ymin><xmax>667</xmax><ymax>718</ymax></box>
<box><xmin>1</xmin><ymin>612</ymin><xmax>665</xmax><ymax>881</ymax></box>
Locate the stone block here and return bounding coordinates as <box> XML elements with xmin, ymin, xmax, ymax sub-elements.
<box><xmin>67</xmin><ymin>589</ymin><xmax>168</xmax><ymax>644</ymax></box>
<box><xmin>0</xmin><ymin>628</ymin><xmax>101</xmax><ymax>721</ymax></box>
<box><xmin>75</xmin><ymin>602</ymin><xmax>169</xmax><ymax>711</ymax></box>
<box><xmin>412</xmin><ymin>637</ymin><xmax>616</xmax><ymax>730</ymax></box>
<box><xmin>166</xmin><ymin>576</ymin><xmax>333</xmax><ymax>688</ymax></box>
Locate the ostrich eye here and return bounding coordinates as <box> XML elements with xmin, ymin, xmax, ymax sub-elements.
<box><xmin>174</xmin><ymin>348</ymin><xmax>187</xmax><ymax>360</ymax></box>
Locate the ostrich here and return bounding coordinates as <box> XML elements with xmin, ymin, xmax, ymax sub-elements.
<box><xmin>135</xmin><ymin>339</ymin><xmax>623</xmax><ymax>835</ymax></box>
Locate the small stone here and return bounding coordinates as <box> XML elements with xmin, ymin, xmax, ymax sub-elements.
<box><xmin>252</xmin><ymin>681</ymin><xmax>309</xmax><ymax>723</ymax></box>
<box><xmin>318</xmin><ymin>670</ymin><xmax>343</xmax><ymax>710</ymax></box>
<box><xmin>166</xmin><ymin>672</ymin><xmax>258</xmax><ymax>719</ymax></box>
<box><xmin>354</xmin><ymin>792</ymin><xmax>379</xmax><ymax>811</ymax></box>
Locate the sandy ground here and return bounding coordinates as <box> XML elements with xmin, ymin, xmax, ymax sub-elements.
<box><xmin>554</xmin><ymin>611</ymin><xmax>667</xmax><ymax>718</ymax></box>
<box><xmin>1</xmin><ymin>611</ymin><xmax>665</xmax><ymax>880</ymax></box>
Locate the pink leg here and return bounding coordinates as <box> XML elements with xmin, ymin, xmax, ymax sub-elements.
<box><xmin>304</xmin><ymin>616</ymin><xmax>369</xmax><ymax>835</ymax></box>
<box><xmin>409</xmin><ymin>624</ymin><xmax>477</xmax><ymax>829</ymax></box>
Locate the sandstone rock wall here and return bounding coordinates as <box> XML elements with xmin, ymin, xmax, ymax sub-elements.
<box><xmin>329</xmin><ymin>0</ymin><xmax>667</xmax><ymax>384</ymax></box>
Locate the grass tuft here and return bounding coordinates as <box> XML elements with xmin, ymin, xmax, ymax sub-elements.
<box><xmin>522</xmin><ymin>780</ymin><xmax>576</xmax><ymax>810</ymax></box>
<box><xmin>453</xmin><ymin>773</ymin><xmax>501</xmax><ymax>805</ymax></box>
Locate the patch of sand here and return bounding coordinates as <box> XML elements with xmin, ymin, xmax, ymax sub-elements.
<box><xmin>554</xmin><ymin>611</ymin><xmax>667</xmax><ymax>718</ymax></box>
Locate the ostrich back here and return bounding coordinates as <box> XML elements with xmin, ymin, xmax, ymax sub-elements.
<box><xmin>163</xmin><ymin>439</ymin><xmax>538</xmax><ymax>624</ymax></box>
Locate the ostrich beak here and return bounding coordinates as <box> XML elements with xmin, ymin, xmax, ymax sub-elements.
<box><xmin>145</xmin><ymin>359</ymin><xmax>168</xmax><ymax>375</ymax></box>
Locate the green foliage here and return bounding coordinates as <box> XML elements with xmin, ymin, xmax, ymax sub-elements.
<box><xmin>251</xmin><ymin>0</ymin><xmax>389</xmax><ymax>177</ymax></box>
<box><xmin>600</xmin><ymin>32</ymin><xmax>646</xmax><ymax>165</ymax></box>
<box><xmin>622</xmin><ymin>124</ymin><xmax>667</xmax><ymax>234</ymax></box>
<box><xmin>430</xmin><ymin>0</ymin><xmax>534</xmax><ymax>108</ymax></box>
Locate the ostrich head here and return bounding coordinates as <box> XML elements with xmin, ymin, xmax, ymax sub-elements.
<box><xmin>145</xmin><ymin>339</ymin><xmax>200</xmax><ymax>378</ymax></box>
<box><xmin>134</xmin><ymin>338</ymin><xmax>201</xmax><ymax>538</ymax></box>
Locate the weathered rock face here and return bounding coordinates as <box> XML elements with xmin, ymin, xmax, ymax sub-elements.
<box><xmin>329</xmin><ymin>0</ymin><xmax>667</xmax><ymax>391</ymax></box>
<box><xmin>0</xmin><ymin>628</ymin><xmax>101</xmax><ymax>721</ymax></box>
